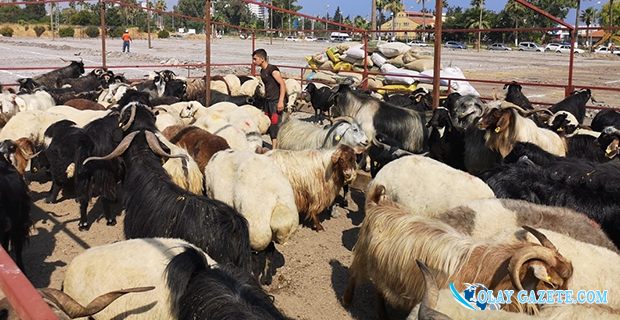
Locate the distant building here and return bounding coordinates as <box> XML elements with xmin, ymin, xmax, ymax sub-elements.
<box><xmin>380</xmin><ymin>11</ymin><xmax>443</xmax><ymax>41</ymax></box>
<box><xmin>248</xmin><ymin>2</ymin><xmax>269</xmax><ymax>26</ymax></box>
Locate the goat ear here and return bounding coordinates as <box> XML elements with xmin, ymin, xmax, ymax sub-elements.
<box><xmin>503</xmin><ymin>83</ymin><xmax>509</xmax><ymax>90</ymax></box>
<box><xmin>331</xmin><ymin>147</ymin><xmax>343</xmax><ymax>164</ymax></box>
<box><xmin>495</xmin><ymin>111</ymin><xmax>511</xmax><ymax>133</ymax></box>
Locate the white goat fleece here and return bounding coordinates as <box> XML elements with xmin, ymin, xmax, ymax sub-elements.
<box><xmin>369</xmin><ymin>155</ymin><xmax>495</xmax><ymax>216</ymax></box>
<box><xmin>194</xmin><ymin>113</ymin><xmax>254</xmax><ymax>151</ymax></box>
<box><xmin>204</xmin><ymin>150</ymin><xmax>298</xmax><ymax>250</ymax></box>
<box><xmin>63</xmin><ymin>238</ymin><xmax>216</xmax><ymax>320</ymax></box>
<box><xmin>223</xmin><ymin>74</ymin><xmax>242</xmax><ymax>96</ymax></box>
<box><xmin>14</xmin><ymin>91</ymin><xmax>55</xmax><ymax>112</ymax></box>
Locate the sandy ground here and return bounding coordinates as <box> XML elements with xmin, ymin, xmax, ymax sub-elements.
<box><xmin>0</xmin><ymin>37</ymin><xmax>619</xmax><ymax>106</ymax></box>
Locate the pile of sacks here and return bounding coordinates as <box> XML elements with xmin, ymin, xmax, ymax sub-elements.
<box><xmin>304</xmin><ymin>41</ymin><xmax>478</xmax><ymax>95</ymax></box>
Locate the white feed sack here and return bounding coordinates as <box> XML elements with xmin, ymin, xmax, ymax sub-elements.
<box><xmin>420</xmin><ymin>67</ymin><xmax>480</xmax><ymax>96</ymax></box>
<box><xmin>377</xmin><ymin>42</ymin><xmax>412</xmax><ymax>58</ymax></box>
<box><xmin>344</xmin><ymin>44</ymin><xmax>366</xmax><ymax>60</ymax></box>
<box><xmin>371</xmin><ymin>52</ymin><xmax>388</xmax><ymax>67</ymax></box>
<box><xmin>381</xmin><ymin>63</ymin><xmax>420</xmax><ymax>85</ymax></box>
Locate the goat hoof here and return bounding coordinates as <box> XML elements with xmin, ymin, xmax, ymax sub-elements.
<box><xmin>78</xmin><ymin>222</ymin><xmax>91</xmax><ymax>231</ymax></box>
<box><xmin>106</xmin><ymin>219</ymin><xmax>117</xmax><ymax>226</ymax></box>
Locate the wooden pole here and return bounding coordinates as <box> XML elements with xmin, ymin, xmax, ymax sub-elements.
<box><xmin>147</xmin><ymin>0</ymin><xmax>152</xmax><ymax>49</ymax></box>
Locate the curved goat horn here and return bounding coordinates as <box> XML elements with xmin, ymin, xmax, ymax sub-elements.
<box><xmin>40</xmin><ymin>286</ymin><xmax>154</xmax><ymax>318</ymax></box>
<box><xmin>331</xmin><ymin>116</ymin><xmax>355</xmax><ymax>124</ymax></box>
<box><xmin>416</xmin><ymin>260</ymin><xmax>452</xmax><ymax>320</ymax></box>
<box><xmin>144</xmin><ymin>131</ymin><xmax>188</xmax><ymax>161</ymax></box>
<box><xmin>83</xmin><ymin>131</ymin><xmax>139</xmax><ymax>165</ymax></box>
<box><xmin>25</xmin><ymin>150</ymin><xmax>42</xmax><ymax>160</ymax></box>
<box><xmin>522</xmin><ymin>225</ymin><xmax>558</xmax><ymax>251</ymax></box>
<box><xmin>120</xmin><ymin>104</ymin><xmax>137</xmax><ymax>131</ymax></box>
<box><xmin>508</xmin><ymin>246</ymin><xmax>557</xmax><ymax>291</ymax></box>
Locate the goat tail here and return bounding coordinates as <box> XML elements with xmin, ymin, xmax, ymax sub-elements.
<box><xmin>165</xmin><ymin>246</ymin><xmax>210</xmax><ymax>318</ymax></box>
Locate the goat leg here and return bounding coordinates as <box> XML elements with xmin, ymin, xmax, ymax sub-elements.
<box><xmin>342</xmin><ymin>276</ymin><xmax>356</xmax><ymax>307</ymax></box>
<box><xmin>311</xmin><ymin>214</ymin><xmax>324</xmax><ymax>231</ymax></box>
<box><xmin>45</xmin><ymin>182</ymin><xmax>61</xmax><ymax>204</ymax></box>
<box><xmin>10</xmin><ymin>237</ymin><xmax>24</xmax><ymax>272</ymax></box>
<box><xmin>341</xmin><ymin>185</ymin><xmax>349</xmax><ymax>208</ymax></box>
<box><xmin>260</xmin><ymin>242</ymin><xmax>275</xmax><ymax>286</ymax></box>
<box><xmin>102</xmin><ymin>198</ymin><xmax>116</xmax><ymax>226</ymax></box>
<box><xmin>77</xmin><ymin>198</ymin><xmax>91</xmax><ymax>231</ymax></box>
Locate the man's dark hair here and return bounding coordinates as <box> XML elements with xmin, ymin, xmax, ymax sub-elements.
<box><xmin>252</xmin><ymin>49</ymin><xmax>268</xmax><ymax>60</ymax></box>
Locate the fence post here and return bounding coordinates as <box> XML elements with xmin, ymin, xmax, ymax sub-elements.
<box><xmin>0</xmin><ymin>247</ymin><xmax>58</xmax><ymax>320</ymax></box>
<box><xmin>362</xmin><ymin>32</ymin><xmax>369</xmax><ymax>89</ymax></box>
<box><xmin>251</xmin><ymin>31</ymin><xmax>256</xmax><ymax>76</ymax></box>
<box><xmin>204</xmin><ymin>0</ymin><xmax>212</xmax><ymax>106</ymax></box>
<box><xmin>99</xmin><ymin>0</ymin><xmax>107</xmax><ymax>69</ymax></box>
<box><xmin>432</xmin><ymin>0</ymin><xmax>443</xmax><ymax>109</ymax></box>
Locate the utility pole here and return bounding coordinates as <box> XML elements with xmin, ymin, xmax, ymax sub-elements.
<box><xmin>50</xmin><ymin>3</ymin><xmax>54</xmax><ymax>40</ymax></box>
<box><xmin>147</xmin><ymin>0</ymin><xmax>152</xmax><ymax>49</ymax></box>
<box><xmin>204</xmin><ymin>0</ymin><xmax>212</xmax><ymax>106</ymax></box>
<box><xmin>371</xmin><ymin>0</ymin><xmax>376</xmax><ymax>40</ymax></box>
<box><xmin>269</xmin><ymin>0</ymin><xmax>273</xmax><ymax>44</ymax></box>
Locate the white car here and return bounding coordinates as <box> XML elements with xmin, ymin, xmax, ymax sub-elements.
<box><xmin>304</xmin><ymin>36</ymin><xmax>317</xmax><ymax>42</ymax></box>
<box><xmin>407</xmin><ymin>40</ymin><xmax>430</xmax><ymax>47</ymax></box>
<box><xmin>595</xmin><ymin>46</ymin><xmax>620</xmax><ymax>56</ymax></box>
<box><xmin>555</xmin><ymin>45</ymin><xmax>584</xmax><ymax>54</ymax></box>
<box><xmin>544</xmin><ymin>43</ymin><xmax>563</xmax><ymax>52</ymax></box>
<box><xmin>284</xmin><ymin>36</ymin><xmax>299</xmax><ymax>42</ymax></box>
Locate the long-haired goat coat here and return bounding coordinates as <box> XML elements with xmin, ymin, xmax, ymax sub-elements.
<box><xmin>83</xmin><ymin>103</ymin><xmax>253</xmax><ymax>272</ymax></box>
<box><xmin>277</xmin><ymin>116</ymin><xmax>369</xmax><ymax>154</ymax></box>
<box><xmin>266</xmin><ymin>145</ymin><xmax>357</xmax><ymax>231</ymax></box>
<box><xmin>344</xmin><ymin>191</ymin><xmax>573</xmax><ymax>318</ymax></box>
<box><xmin>204</xmin><ymin>149</ymin><xmax>298</xmax><ymax>251</ymax></box>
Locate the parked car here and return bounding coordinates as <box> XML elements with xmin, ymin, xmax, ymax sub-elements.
<box><xmin>316</xmin><ymin>37</ymin><xmax>329</xmax><ymax>42</ymax></box>
<box><xmin>555</xmin><ymin>45</ymin><xmax>584</xmax><ymax>54</ymax></box>
<box><xmin>284</xmin><ymin>36</ymin><xmax>299</xmax><ymax>42</ymax></box>
<box><xmin>594</xmin><ymin>46</ymin><xmax>620</xmax><ymax>56</ymax></box>
<box><xmin>445</xmin><ymin>41</ymin><xmax>467</xmax><ymax>49</ymax></box>
<box><xmin>304</xmin><ymin>36</ymin><xmax>317</xmax><ymax>42</ymax></box>
<box><xmin>407</xmin><ymin>40</ymin><xmax>430</xmax><ymax>47</ymax></box>
<box><xmin>487</xmin><ymin>43</ymin><xmax>512</xmax><ymax>51</ymax></box>
<box><xmin>544</xmin><ymin>43</ymin><xmax>563</xmax><ymax>52</ymax></box>
<box><xmin>518</xmin><ymin>42</ymin><xmax>544</xmax><ymax>52</ymax></box>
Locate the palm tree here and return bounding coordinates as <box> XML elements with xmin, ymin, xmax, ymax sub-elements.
<box><xmin>354</xmin><ymin>15</ymin><xmax>369</xmax><ymax>30</ymax></box>
<box><xmin>471</xmin><ymin>0</ymin><xmax>485</xmax><ymax>51</ymax></box>
<box><xmin>371</xmin><ymin>0</ymin><xmax>377</xmax><ymax>38</ymax></box>
<box><xmin>581</xmin><ymin>7</ymin><xmax>596</xmax><ymax>51</ymax></box>
<box><xmin>505</xmin><ymin>0</ymin><xmax>526</xmax><ymax>46</ymax></box>
<box><xmin>384</xmin><ymin>0</ymin><xmax>403</xmax><ymax>40</ymax></box>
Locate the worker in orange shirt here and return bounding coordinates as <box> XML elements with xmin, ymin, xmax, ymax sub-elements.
<box><xmin>122</xmin><ymin>29</ymin><xmax>132</xmax><ymax>53</ymax></box>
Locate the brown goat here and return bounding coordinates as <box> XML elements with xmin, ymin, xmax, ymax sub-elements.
<box><xmin>266</xmin><ymin>145</ymin><xmax>357</xmax><ymax>231</ymax></box>
<box><xmin>64</xmin><ymin>98</ymin><xmax>107</xmax><ymax>111</ymax></box>
<box><xmin>343</xmin><ymin>185</ymin><xmax>573</xmax><ymax>318</ymax></box>
<box><xmin>161</xmin><ymin>125</ymin><xmax>230</xmax><ymax>172</ymax></box>
<box><xmin>477</xmin><ymin>103</ymin><xmax>566</xmax><ymax>157</ymax></box>
<box><xmin>0</xmin><ymin>138</ymin><xmax>38</xmax><ymax>175</ymax></box>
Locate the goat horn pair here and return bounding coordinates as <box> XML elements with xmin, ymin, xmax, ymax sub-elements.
<box><xmin>83</xmin><ymin>131</ymin><xmax>140</xmax><ymax>165</ymax></box>
<box><xmin>39</xmin><ymin>286</ymin><xmax>154</xmax><ymax>318</ymax></box>
<box><xmin>500</xmin><ymin>102</ymin><xmax>553</xmax><ymax>118</ymax></box>
<box><xmin>119</xmin><ymin>104</ymin><xmax>137</xmax><ymax>131</ymax></box>
<box><xmin>416</xmin><ymin>260</ymin><xmax>452</xmax><ymax>320</ymax></box>
<box><xmin>508</xmin><ymin>226</ymin><xmax>559</xmax><ymax>291</ymax></box>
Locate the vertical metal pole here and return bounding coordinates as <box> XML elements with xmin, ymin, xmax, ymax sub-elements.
<box><xmin>362</xmin><ymin>32</ymin><xmax>369</xmax><ymax>89</ymax></box>
<box><xmin>50</xmin><ymin>3</ymin><xmax>54</xmax><ymax>40</ymax></box>
<box><xmin>147</xmin><ymin>0</ymin><xmax>152</xmax><ymax>49</ymax></box>
<box><xmin>205</xmin><ymin>0</ymin><xmax>212</xmax><ymax>106</ymax></box>
<box><xmin>251</xmin><ymin>31</ymin><xmax>256</xmax><ymax>76</ymax></box>
<box><xmin>99</xmin><ymin>0</ymin><xmax>107</xmax><ymax>69</ymax></box>
<box><xmin>568</xmin><ymin>0</ymin><xmax>580</xmax><ymax>96</ymax></box>
<box><xmin>432</xmin><ymin>0</ymin><xmax>442</xmax><ymax>109</ymax></box>
<box><xmin>269</xmin><ymin>0</ymin><xmax>273</xmax><ymax>45</ymax></box>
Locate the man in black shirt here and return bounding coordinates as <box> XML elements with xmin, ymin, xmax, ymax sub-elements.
<box><xmin>252</xmin><ymin>49</ymin><xmax>287</xmax><ymax>149</ymax></box>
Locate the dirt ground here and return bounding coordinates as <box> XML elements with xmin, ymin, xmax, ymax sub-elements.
<box><xmin>1</xmin><ymin>36</ymin><xmax>619</xmax><ymax>320</ymax></box>
<box><xmin>0</xmin><ymin>36</ymin><xmax>619</xmax><ymax>106</ymax></box>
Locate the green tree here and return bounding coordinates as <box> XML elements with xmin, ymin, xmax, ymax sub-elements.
<box><xmin>599</xmin><ymin>1</ymin><xmax>620</xmax><ymax>28</ymax></box>
<box><xmin>0</xmin><ymin>6</ymin><xmax>21</xmax><ymax>23</ymax></box>
<box><xmin>384</xmin><ymin>0</ymin><xmax>403</xmax><ymax>38</ymax></box>
<box><xmin>581</xmin><ymin>7</ymin><xmax>596</xmax><ymax>51</ymax></box>
<box><xmin>23</xmin><ymin>0</ymin><xmax>47</xmax><ymax>22</ymax></box>
<box><xmin>354</xmin><ymin>15</ymin><xmax>369</xmax><ymax>30</ymax></box>
<box><xmin>471</xmin><ymin>0</ymin><xmax>485</xmax><ymax>51</ymax></box>
<box><xmin>504</xmin><ymin>0</ymin><xmax>527</xmax><ymax>46</ymax></box>
<box><xmin>333</xmin><ymin>6</ymin><xmax>343</xmax><ymax>29</ymax></box>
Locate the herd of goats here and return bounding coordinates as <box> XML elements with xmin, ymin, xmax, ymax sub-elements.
<box><xmin>0</xmin><ymin>58</ymin><xmax>619</xmax><ymax>319</ymax></box>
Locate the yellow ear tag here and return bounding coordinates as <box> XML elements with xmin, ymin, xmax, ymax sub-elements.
<box><xmin>495</xmin><ymin>127</ymin><xmax>502</xmax><ymax>133</ymax></box>
<box><xmin>335</xmin><ymin>135</ymin><xmax>341</xmax><ymax>141</ymax></box>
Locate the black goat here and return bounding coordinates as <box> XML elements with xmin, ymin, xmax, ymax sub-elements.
<box><xmin>504</xmin><ymin>81</ymin><xmax>533</xmax><ymax>110</ymax></box>
<box><xmin>83</xmin><ymin>102</ymin><xmax>253</xmax><ymax>271</ymax></box>
<box><xmin>592</xmin><ymin>109</ymin><xmax>620</xmax><ymax>132</ymax></box>
<box><xmin>383</xmin><ymin>88</ymin><xmax>432</xmax><ymax>112</ymax></box>
<box><xmin>166</xmin><ymin>247</ymin><xmax>289</xmax><ymax>320</ymax></box>
<box><xmin>304</xmin><ymin>82</ymin><xmax>335</xmax><ymax>123</ymax></box>
<box><xmin>17</xmin><ymin>78</ymin><xmax>39</xmax><ymax>93</ymax></box>
<box><xmin>207</xmin><ymin>90</ymin><xmax>254</xmax><ymax>106</ymax></box>
<box><xmin>367</xmin><ymin>133</ymin><xmax>412</xmax><ymax>177</ymax></box>
<box><xmin>0</xmin><ymin>155</ymin><xmax>31</xmax><ymax>271</ymax></box>
<box><xmin>31</xmin><ymin>60</ymin><xmax>85</xmax><ymax>89</ymax></box>
<box><xmin>427</xmin><ymin>106</ymin><xmax>466</xmax><ymax>170</ymax></box>
<box><xmin>163</xmin><ymin>79</ymin><xmax>187</xmax><ymax>99</ymax></box>
<box><xmin>482</xmin><ymin>143</ymin><xmax>620</xmax><ymax>248</ymax></box>
<box><xmin>58</xmin><ymin>69</ymin><xmax>112</xmax><ymax>92</ymax></box>
<box><xmin>549</xmin><ymin>89</ymin><xmax>592</xmax><ymax>124</ymax></box>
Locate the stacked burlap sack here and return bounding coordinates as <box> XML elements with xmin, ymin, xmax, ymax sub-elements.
<box><xmin>304</xmin><ymin>41</ymin><xmax>478</xmax><ymax>95</ymax></box>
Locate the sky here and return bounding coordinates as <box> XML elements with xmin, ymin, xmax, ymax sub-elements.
<box><xmin>295</xmin><ymin>0</ymin><xmax>607</xmax><ymax>24</ymax></box>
